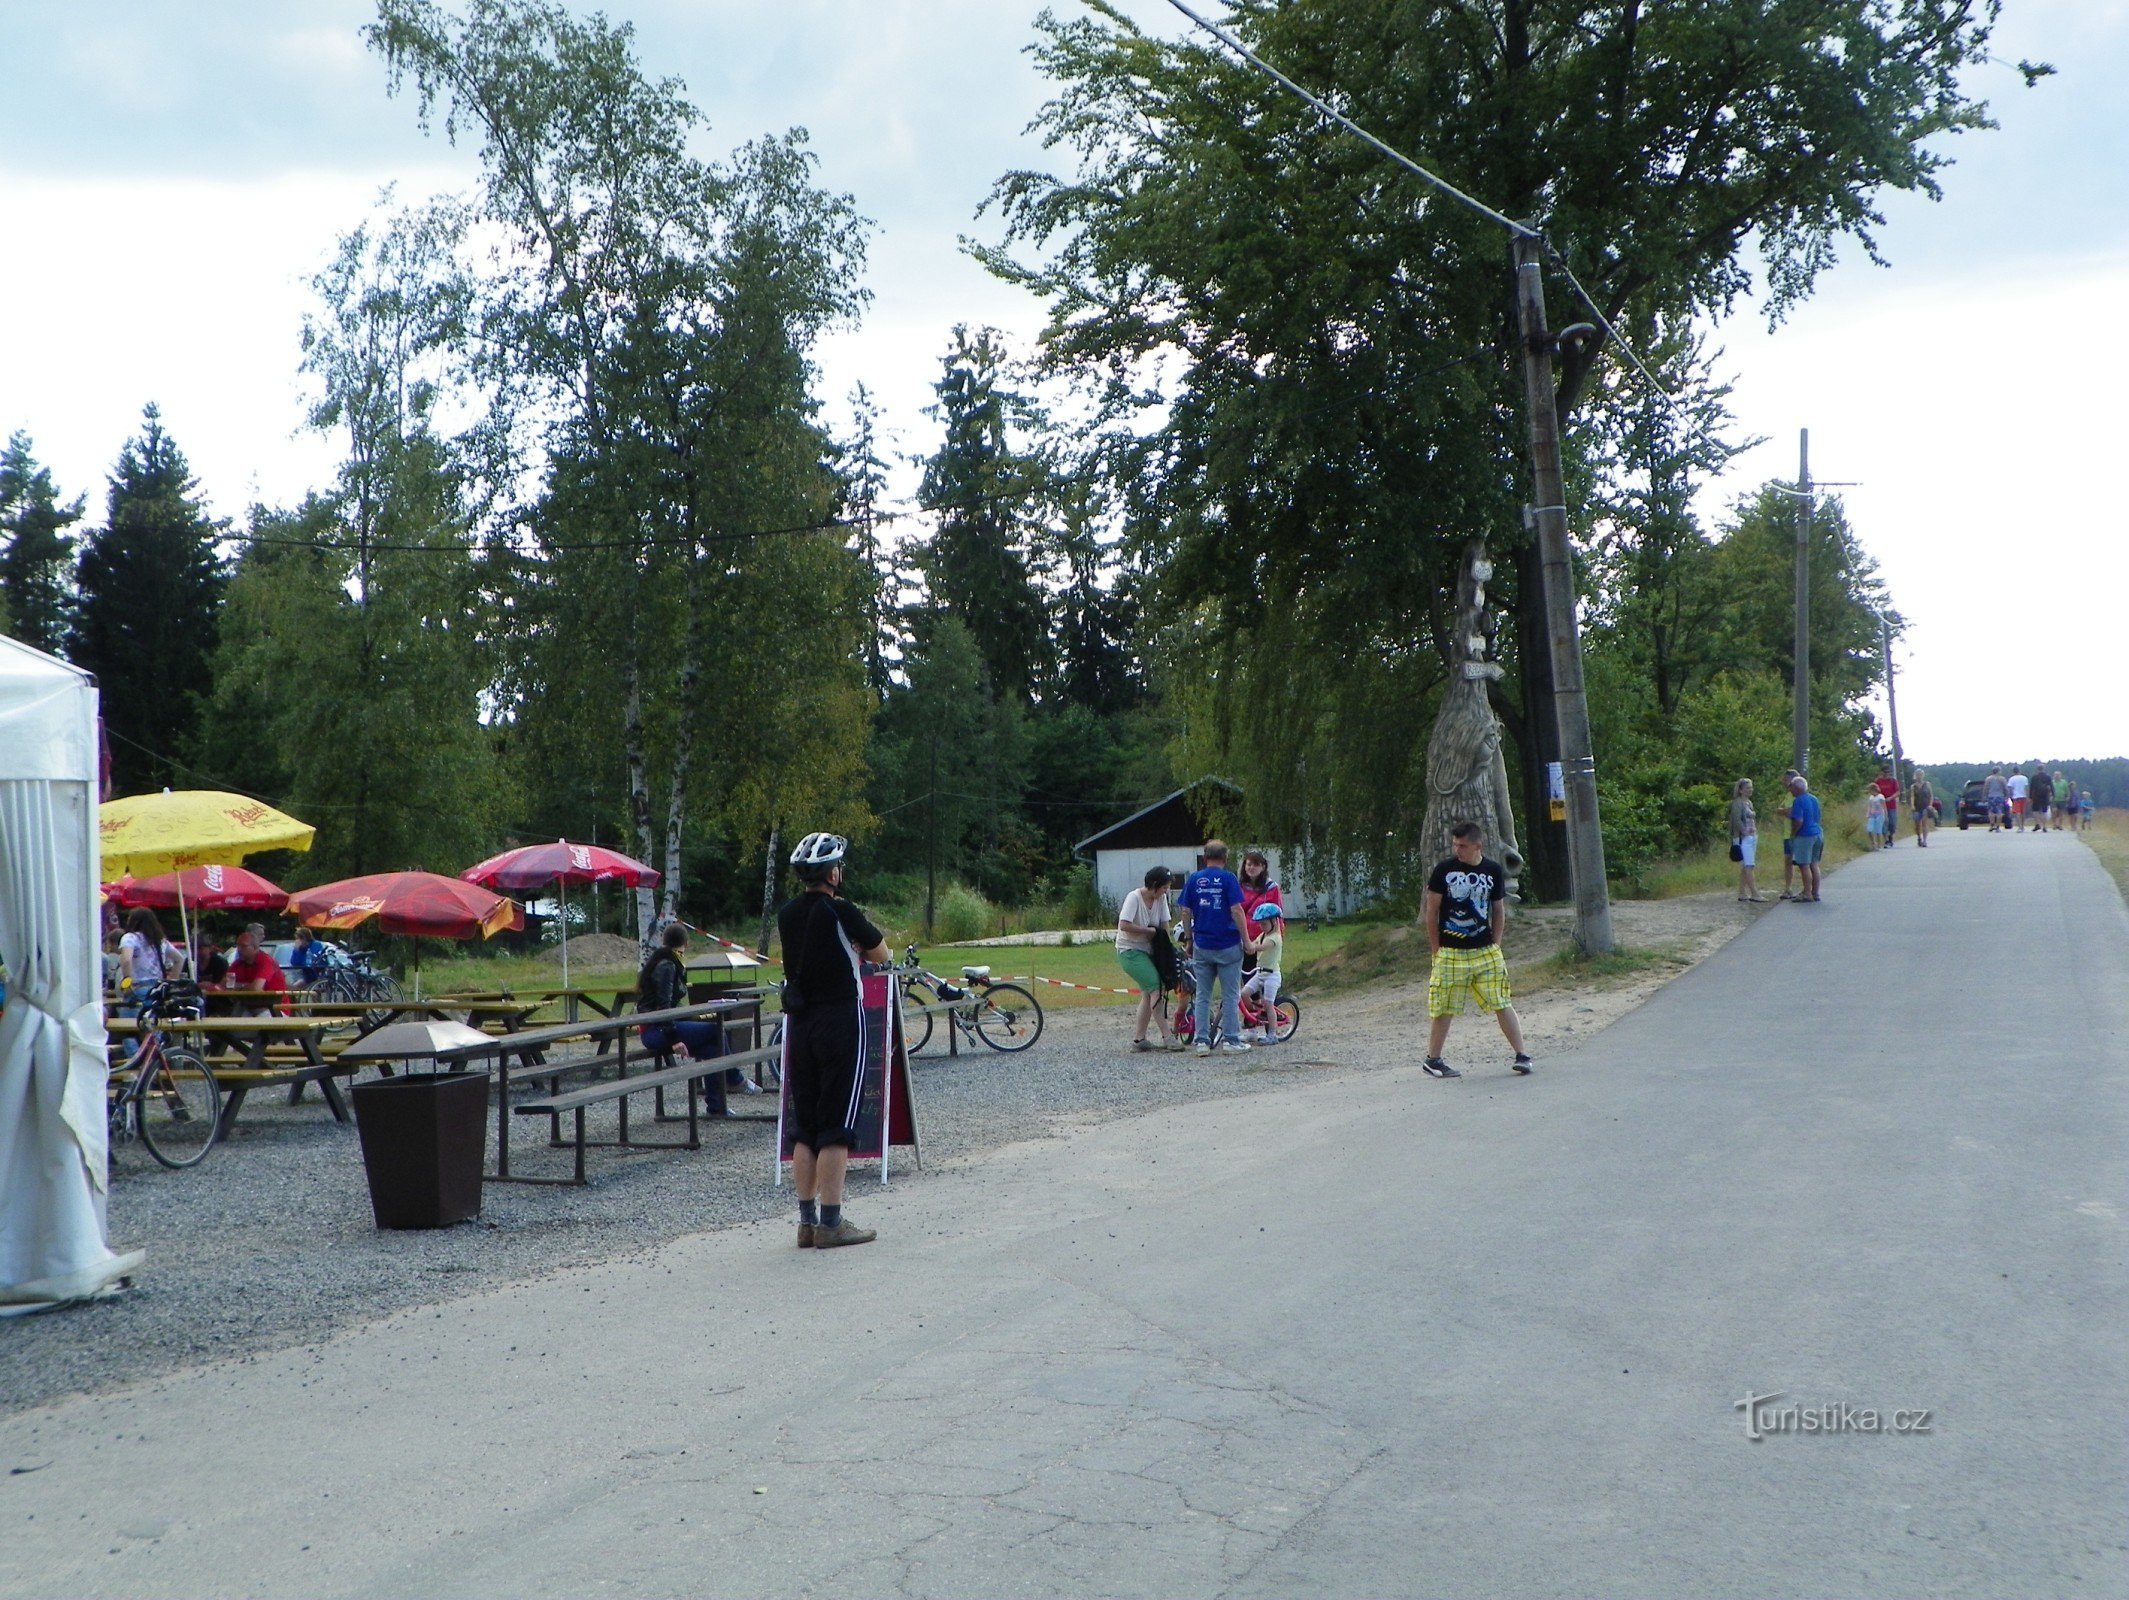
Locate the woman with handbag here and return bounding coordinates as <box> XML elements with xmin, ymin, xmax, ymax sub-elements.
<box><xmin>1116</xmin><ymin>865</ymin><xmax>1183</xmax><ymax>1052</ymax></box>
<box><xmin>1730</xmin><ymin>778</ymin><xmax>1765</xmax><ymax>902</ymax></box>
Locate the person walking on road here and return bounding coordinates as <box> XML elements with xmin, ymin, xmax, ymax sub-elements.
<box><xmin>1421</xmin><ymin>822</ymin><xmax>1533</xmax><ymax>1079</ymax></box>
<box><xmin>1911</xmin><ymin>769</ymin><xmax>1935</xmax><ymax>846</ymax></box>
<box><xmin>1116</xmin><ymin>865</ymin><xmax>1182</xmax><ymax>1052</ymax></box>
<box><xmin>1729</xmin><ymin>778</ymin><xmax>1765</xmax><ymax>901</ymax></box>
<box><xmin>1984</xmin><ymin>765</ymin><xmax>2008</xmax><ymax>832</ymax></box>
<box><xmin>1182</xmin><ymin>840</ymin><xmax>1251</xmax><ymax>1055</ymax></box>
<box><xmin>1787</xmin><ymin>776</ymin><xmax>1826</xmax><ymax>902</ymax></box>
<box><xmin>777</xmin><ymin>832</ymin><xmax>889</xmax><ymax>1250</ymax></box>
<box><xmin>2030</xmin><ymin>765</ymin><xmax>2055</xmax><ymax>833</ymax></box>
<box><xmin>2007</xmin><ymin>764</ymin><xmax>2030</xmax><ymax>832</ymax></box>
<box><xmin>1873</xmin><ymin>764</ymin><xmax>1902</xmax><ymax>847</ymax></box>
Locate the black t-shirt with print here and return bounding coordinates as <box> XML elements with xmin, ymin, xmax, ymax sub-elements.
<box><xmin>777</xmin><ymin>890</ymin><xmax>885</xmax><ymax>1012</ymax></box>
<box><xmin>1427</xmin><ymin>856</ymin><xmax>1508</xmax><ymax>950</ymax></box>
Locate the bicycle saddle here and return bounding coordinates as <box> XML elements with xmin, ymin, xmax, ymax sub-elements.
<box><xmin>960</xmin><ymin>965</ymin><xmax>991</xmax><ymax>981</ymax></box>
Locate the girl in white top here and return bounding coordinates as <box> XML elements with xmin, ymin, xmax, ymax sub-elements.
<box><xmin>117</xmin><ymin>906</ymin><xmax>184</xmax><ymax>1008</ymax></box>
<box><xmin>1115</xmin><ymin>865</ymin><xmax>1181</xmax><ymax>1052</ymax></box>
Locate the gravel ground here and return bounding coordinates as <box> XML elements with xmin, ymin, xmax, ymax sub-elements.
<box><xmin>0</xmin><ymin>1002</ymin><xmax>1358</xmax><ymax>1415</ymax></box>
<box><xmin>2</xmin><ymin>891</ymin><xmax>1759</xmax><ymax>1417</ymax></box>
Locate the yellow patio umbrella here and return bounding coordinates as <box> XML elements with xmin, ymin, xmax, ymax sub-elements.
<box><xmin>98</xmin><ymin>789</ymin><xmax>316</xmax><ymax>879</ymax></box>
<box><xmin>98</xmin><ymin>790</ymin><xmax>315</xmax><ymax>960</ymax></box>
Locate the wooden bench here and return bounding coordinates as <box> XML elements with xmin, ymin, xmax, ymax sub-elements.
<box><xmin>431</xmin><ymin>1000</ymin><xmax>763</xmax><ymax>1186</ymax></box>
<box><xmin>507</xmin><ymin>1039</ymin><xmax>783</xmax><ymax>1186</ymax></box>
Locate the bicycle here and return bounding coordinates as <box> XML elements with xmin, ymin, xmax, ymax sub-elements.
<box><xmin>1164</xmin><ymin>981</ymin><xmax>1300</xmax><ymax>1048</ymax></box>
<box><xmin>894</xmin><ymin>945</ymin><xmax>1044</xmax><ymax>1054</ymax></box>
<box><xmin>307</xmin><ymin>948</ymin><xmax>400</xmax><ymax>1008</ymax></box>
<box><xmin>108</xmin><ymin>981</ymin><xmax>222</xmax><ymax>1169</ymax></box>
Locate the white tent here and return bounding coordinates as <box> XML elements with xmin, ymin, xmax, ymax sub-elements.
<box><xmin>0</xmin><ymin>636</ymin><xmax>140</xmax><ymax>1313</ymax></box>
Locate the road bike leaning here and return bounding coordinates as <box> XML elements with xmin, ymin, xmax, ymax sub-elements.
<box><xmin>108</xmin><ymin>981</ymin><xmax>222</xmax><ymax>1169</ymax></box>
<box><xmin>894</xmin><ymin>945</ymin><xmax>1044</xmax><ymax>1055</ymax></box>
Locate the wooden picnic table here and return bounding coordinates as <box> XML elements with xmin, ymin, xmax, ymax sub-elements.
<box><xmin>431</xmin><ymin>998</ymin><xmax>762</xmax><ymax>1184</ymax></box>
<box><xmin>106</xmin><ymin>1014</ymin><xmax>359</xmax><ymax>1139</ymax></box>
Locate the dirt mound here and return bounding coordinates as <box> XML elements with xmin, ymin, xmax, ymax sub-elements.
<box><xmin>538</xmin><ymin>931</ymin><xmax>641</xmax><ymax>969</ymax></box>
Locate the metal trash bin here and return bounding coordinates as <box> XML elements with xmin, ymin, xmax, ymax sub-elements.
<box><xmin>350</xmin><ymin>1071</ymin><xmax>490</xmax><ymax>1229</ymax></box>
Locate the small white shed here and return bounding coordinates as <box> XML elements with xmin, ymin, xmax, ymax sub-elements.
<box><xmin>1072</xmin><ymin>779</ymin><xmax>1374</xmax><ymax>917</ymax></box>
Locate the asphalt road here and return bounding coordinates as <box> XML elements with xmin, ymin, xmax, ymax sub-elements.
<box><xmin>4</xmin><ymin>827</ymin><xmax>2124</xmax><ymax>1598</ymax></box>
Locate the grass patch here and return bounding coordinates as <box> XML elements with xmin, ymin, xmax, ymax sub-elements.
<box><xmin>1517</xmin><ymin>941</ymin><xmax>1693</xmax><ymax>992</ymax></box>
<box><xmin>2080</xmin><ymin>809</ymin><xmax>2129</xmax><ymax>904</ymax></box>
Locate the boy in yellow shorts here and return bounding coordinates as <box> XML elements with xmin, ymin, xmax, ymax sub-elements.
<box><xmin>1422</xmin><ymin>821</ymin><xmax>1532</xmax><ymax>1079</ymax></box>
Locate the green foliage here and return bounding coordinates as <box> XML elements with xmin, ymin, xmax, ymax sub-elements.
<box><xmin>932</xmin><ymin>880</ymin><xmax>996</xmax><ymax>944</ymax></box>
<box><xmin>69</xmin><ymin>406</ymin><xmax>227</xmax><ymax>793</ymax></box>
<box><xmin>978</xmin><ymin>0</ymin><xmax>2018</xmax><ymax>898</ymax></box>
<box><xmin>1064</xmin><ymin>862</ymin><xmax>1102</xmax><ymax>925</ymax></box>
<box><xmin>0</xmin><ymin>432</ymin><xmax>83</xmax><ymax>657</ymax></box>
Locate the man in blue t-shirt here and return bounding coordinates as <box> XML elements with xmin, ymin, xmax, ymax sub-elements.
<box><xmin>1787</xmin><ymin>775</ymin><xmax>1825</xmax><ymax>902</ymax></box>
<box><xmin>1181</xmin><ymin>839</ymin><xmax>1252</xmax><ymax>1054</ymax></box>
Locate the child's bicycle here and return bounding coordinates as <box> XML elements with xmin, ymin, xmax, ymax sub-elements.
<box><xmin>108</xmin><ymin>980</ymin><xmax>223</xmax><ymax>1169</ymax></box>
<box><xmin>1163</xmin><ymin>967</ymin><xmax>1300</xmax><ymax>1048</ymax></box>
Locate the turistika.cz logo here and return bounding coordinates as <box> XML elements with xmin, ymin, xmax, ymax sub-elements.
<box><xmin>1734</xmin><ymin>1391</ymin><xmax>1934</xmax><ymax>1441</ymax></box>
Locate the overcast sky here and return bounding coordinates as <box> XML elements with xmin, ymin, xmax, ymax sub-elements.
<box><xmin>2</xmin><ymin>0</ymin><xmax>2123</xmax><ymax>761</ymax></box>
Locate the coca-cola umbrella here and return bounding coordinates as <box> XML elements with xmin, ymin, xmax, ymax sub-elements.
<box><xmin>462</xmin><ymin>840</ymin><xmax>659</xmax><ymax>987</ymax></box>
<box><xmin>286</xmin><ymin>872</ymin><xmax>524</xmax><ymax>997</ymax></box>
<box><xmin>115</xmin><ymin>863</ymin><xmax>289</xmax><ymax>973</ymax></box>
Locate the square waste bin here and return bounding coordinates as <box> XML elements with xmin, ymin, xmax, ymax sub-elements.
<box><xmin>350</xmin><ymin>1071</ymin><xmax>490</xmax><ymax>1229</ymax></box>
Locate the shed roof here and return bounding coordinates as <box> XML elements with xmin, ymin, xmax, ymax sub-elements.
<box><xmin>1072</xmin><ymin>777</ymin><xmax>1242</xmax><ymax>858</ymax></box>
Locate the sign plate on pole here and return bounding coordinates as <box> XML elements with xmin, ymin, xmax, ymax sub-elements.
<box><xmin>1547</xmin><ymin>761</ymin><xmax>1567</xmax><ymax>823</ymax></box>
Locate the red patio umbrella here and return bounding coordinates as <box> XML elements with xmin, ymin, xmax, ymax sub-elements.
<box><xmin>463</xmin><ymin>840</ymin><xmax>658</xmax><ymax>986</ymax></box>
<box><xmin>116</xmin><ymin>864</ymin><xmax>288</xmax><ymax>913</ymax></box>
<box><xmin>287</xmin><ymin>872</ymin><xmax>524</xmax><ymax>998</ymax></box>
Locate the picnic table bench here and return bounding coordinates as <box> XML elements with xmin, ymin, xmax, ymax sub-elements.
<box><xmin>433</xmin><ymin>999</ymin><xmax>764</xmax><ymax>1187</ymax></box>
<box><xmin>107</xmin><ymin>1014</ymin><xmax>360</xmax><ymax>1140</ymax></box>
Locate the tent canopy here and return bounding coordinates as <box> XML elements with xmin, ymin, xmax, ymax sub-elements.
<box><xmin>0</xmin><ymin>637</ymin><xmax>139</xmax><ymax>1312</ymax></box>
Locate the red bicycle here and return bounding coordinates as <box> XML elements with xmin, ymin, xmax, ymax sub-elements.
<box><xmin>1165</xmin><ymin>970</ymin><xmax>1300</xmax><ymax>1047</ymax></box>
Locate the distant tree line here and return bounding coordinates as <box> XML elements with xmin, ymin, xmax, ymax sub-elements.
<box><xmin>0</xmin><ymin>0</ymin><xmax>2052</xmax><ymax>940</ymax></box>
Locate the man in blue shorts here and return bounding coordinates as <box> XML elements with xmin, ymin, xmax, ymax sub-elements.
<box><xmin>1787</xmin><ymin>775</ymin><xmax>1825</xmax><ymax>901</ymax></box>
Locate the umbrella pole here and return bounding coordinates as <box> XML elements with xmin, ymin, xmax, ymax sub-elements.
<box><xmin>178</xmin><ymin>880</ymin><xmax>194</xmax><ymax>978</ymax></box>
<box><xmin>560</xmin><ymin>881</ymin><xmax>570</xmax><ymax>989</ymax></box>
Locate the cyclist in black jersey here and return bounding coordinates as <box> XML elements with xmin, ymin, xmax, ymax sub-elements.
<box><xmin>778</xmin><ymin>831</ymin><xmax>889</xmax><ymax>1249</ymax></box>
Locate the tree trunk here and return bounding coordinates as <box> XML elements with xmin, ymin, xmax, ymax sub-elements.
<box><xmin>1513</xmin><ymin>534</ymin><xmax>1569</xmax><ymax>902</ymax></box>
<box><xmin>758</xmin><ymin>824</ymin><xmax>781</xmax><ymax>957</ymax></box>
<box><xmin>623</xmin><ymin>659</ymin><xmax>658</xmax><ymax>956</ymax></box>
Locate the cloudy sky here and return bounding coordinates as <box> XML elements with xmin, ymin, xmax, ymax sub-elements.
<box><xmin>2</xmin><ymin>0</ymin><xmax>2123</xmax><ymax>761</ymax></box>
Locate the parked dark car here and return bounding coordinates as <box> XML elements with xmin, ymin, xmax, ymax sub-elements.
<box><xmin>1955</xmin><ymin>779</ymin><xmax>1992</xmax><ymax>830</ymax></box>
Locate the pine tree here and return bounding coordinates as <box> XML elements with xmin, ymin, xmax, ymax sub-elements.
<box><xmin>917</xmin><ymin>327</ymin><xmax>1051</xmax><ymax>705</ymax></box>
<box><xmin>70</xmin><ymin>406</ymin><xmax>227</xmax><ymax>793</ymax></box>
<box><xmin>0</xmin><ymin>431</ymin><xmax>85</xmax><ymax>656</ymax></box>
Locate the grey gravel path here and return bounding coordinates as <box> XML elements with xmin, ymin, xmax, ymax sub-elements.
<box><xmin>0</xmin><ymin>1000</ymin><xmax>1330</xmax><ymax>1415</ymax></box>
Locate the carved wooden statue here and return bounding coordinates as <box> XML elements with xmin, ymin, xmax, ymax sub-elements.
<box><xmin>1420</xmin><ymin>542</ymin><xmax>1525</xmax><ymax>893</ymax></box>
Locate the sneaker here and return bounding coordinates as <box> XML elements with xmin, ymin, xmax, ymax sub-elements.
<box><xmin>1194</xmin><ymin>1042</ymin><xmax>1212</xmax><ymax>1057</ymax></box>
<box><xmin>1220</xmin><ymin>1040</ymin><xmax>1251</xmax><ymax>1054</ymax></box>
<box><xmin>813</xmin><ymin>1218</ymin><xmax>877</xmax><ymax>1249</ymax></box>
<box><xmin>1164</xmin><ymin>1037</ymin><xmax>1187</xmax><ymax>1052</ymax></box>
<box><xmin>1421</xmin><ymin>1056</ymin><xmax>1461</xmax><ymax>1079</ymax></box>
<box><xmin>1132</xmin><ymin>1038</ymin><xmax>1156</xmax><ymax>1052</ymax></box>
<box><xmin>796</xmin><ymin>1221</ymin><xmax>815</xmax><ymax>1249</ymax></box>
<box><xmin>1512</xmin><ymin>1054</ymin><xmax>1534</xmax><ymax>1075</ymax></box>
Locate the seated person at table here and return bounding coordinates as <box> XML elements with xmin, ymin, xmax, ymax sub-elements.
<box><xmin>284</xmin><ymin>925</ymin><xmax>330</xmax><ymax>987</ymax></box>
<box><xmin>196</xmin><ymin>937</ymin><xmax>229</xmax><ymax>987</ymax></box>
<box><xmin>637</xmin><ymin>924</ymin><xmax>728</xmax><ymax>1104</ymax></box>
<box><xmin>225</xmin><ymin>923</ymin><xmax>289</xmax><ymax>1014</ymax></box>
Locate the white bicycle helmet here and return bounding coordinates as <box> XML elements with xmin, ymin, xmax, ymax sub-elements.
<box><xmin>789</xmin><ymin>832</ymin><xmax>848</xmax><ymax>870</ymax></box>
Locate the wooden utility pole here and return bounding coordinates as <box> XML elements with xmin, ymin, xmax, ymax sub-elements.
<box><xmin>1512</xmin><ymin>234</ymin><xmax>1613</xmax><ymax>955</ymax></box>
<box><xmin>1792</xmin><ymin>429</ymin><xmax>1812</xmax><ymax>775</ymax></box>
<box><xmin>1883</xmin><ymin>616</ymin><xmax>1904</xmax><ymax>800</ymax></box>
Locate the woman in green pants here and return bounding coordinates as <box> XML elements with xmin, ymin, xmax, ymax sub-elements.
<box><xmin>1115</xmin><ymin>865</ymin><xmax>1181</xmax><ymax>1051</ymax></box>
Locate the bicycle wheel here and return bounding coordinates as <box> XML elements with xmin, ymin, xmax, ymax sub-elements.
<box><xmin>1272</xmin><ymin>997</ymin><xmax>1301</xmax><ymax>1042</ymax></box>
<box><xmin>135</xmin><ymin>1050</ymin><xmax>222</xmax><ymax>1169</ymax></box>
<box><xmin>901</xmin><ymin>983</ymin><xmax>936</xmax><ymax>1054</ymax></box>
<box><xmin>972</xmin><ymin>983</ymin><xmax>1044</xmax><ymax>1052</ymax></box>
<box><xmin>311</xmin><ymin>968</ymin><xmax>357</xmax><ymax>1005</ymax></box>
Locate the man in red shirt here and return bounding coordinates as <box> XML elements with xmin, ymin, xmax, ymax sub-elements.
<box><xmin>1873</xmin><ymin>765</ymin><xmax>1902</xmax><ymax>847</ymax></box>
<box><xmin>227</xmin><ymin>923</ymin><xmax>289</xmax><ymax>1014</ymax></box>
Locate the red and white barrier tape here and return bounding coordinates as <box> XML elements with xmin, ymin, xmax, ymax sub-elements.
<box><xmin>1002</xmin><ymin>974</ymin><xmax>1145</xmax><ymax>996</ymax></box>
<box><xmin>678</xmin><ymin>921</ymin><xmax>777</xmax><ymax>965</ymax></box>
